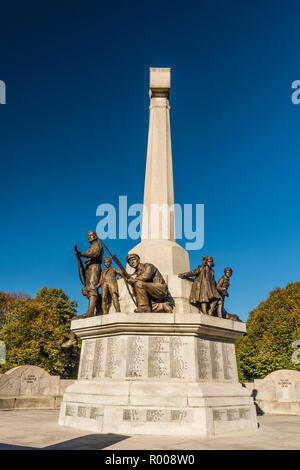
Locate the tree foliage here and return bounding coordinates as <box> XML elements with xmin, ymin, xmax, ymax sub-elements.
<box><xmin>236</xmin><ymin>282</ymin><xmax>300</xmax><ymax>382</ymax></box>
<box><xmin>0</xmin><ymin>287</ymin><xmax>80</xmax><ymax>378</ymax></box>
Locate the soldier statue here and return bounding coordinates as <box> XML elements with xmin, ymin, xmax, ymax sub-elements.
<box><xmin>126</xmin><ymin>253</ymin><xmax>173</xmax><ymax>313</ymax></box>
<box><xmin>75</xmin><ymin>230</ymin><xmax>103</xmax><ymax>318</ymax></box>
<box><xmin>178</xmin><ymin>255</ymin><xmax>221</xmax><ymax>315</ymax></box>
<box><xmin>62</xmin><ymin>231</ymin><xmax>103</xmax><ymax>348</ymax></box>
<box><xmin>98</xmin><ymin>256</ymin><xmax>122</xmax><ymax>314</ymax></box>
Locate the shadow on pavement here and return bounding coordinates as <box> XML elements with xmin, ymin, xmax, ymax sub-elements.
<box><xmin>0</xmin><ymin>443</ymin><xmax>37</xmax><ymax>450</ymax></box>
<box><xmin>0</xmin><ymin>434</ymin><xmax>129</xmax><ymax>450</ymax></box>
<box><xmin>44</xmin><ymin>433</ymin><xmax>129</xmax><ymax>450</ymax></box>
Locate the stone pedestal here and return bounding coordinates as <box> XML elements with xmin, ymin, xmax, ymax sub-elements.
<box><xmin>59</xmin><ymin>313</ymin><xmax>257</xmax><ymax>436</ymax></box>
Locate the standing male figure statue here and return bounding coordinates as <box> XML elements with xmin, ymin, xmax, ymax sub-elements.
<box><xmin>75</xmin><ymin>230</ymin><xmax>103</xmax><ymax>317</ymax></box>
<box><xmin>126</xmin><ymin>253</ymin><xmax>173</xmax><ymax>313</ymax></box>
<box><xmin>98</xmin><ymin>256</ymin><xmax>122</xmax><ymax>314</ymax></box>
<box><xmin>62</xmin><ymin>231</ymin><xmax>103</xmax><ymax>349</ymax></box>
<box><xmin>178</xmin><ymin>255</ymin><xmax>221</xmax><ymax>315</ymax></box>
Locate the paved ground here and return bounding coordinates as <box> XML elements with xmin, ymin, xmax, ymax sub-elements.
<box><xmin>0</xmin><ymin>410</ymin><xmax>300</xmax><ymax>450</ymax></box>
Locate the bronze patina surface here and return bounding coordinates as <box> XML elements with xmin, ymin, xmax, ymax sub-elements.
<box><xmin>98</xmin><ymin>256</ymin><xmax>122</xmax><ymax>314</ymax></box>
<box><xmin>126</xmin><ymin>253</ymin><xmax>173</xmax><ymax>313</ymax></box>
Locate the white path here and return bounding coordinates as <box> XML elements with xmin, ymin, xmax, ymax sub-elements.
<box><xmin>0</xmin><ymin>410</ymin><xmax>300</xmax><ymax>450</ymax></box>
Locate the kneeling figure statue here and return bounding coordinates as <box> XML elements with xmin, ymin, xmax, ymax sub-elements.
<box><xmin>126</xmin><ymin>253</ymin><xmax>173</xmax><ymax>313</ymax></box>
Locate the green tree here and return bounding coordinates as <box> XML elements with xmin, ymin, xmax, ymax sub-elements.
<box><xmin>0</xmin><ymin>287</ymin><xmax>80</xmax><ymax>378</ymax></box>
<box><xmin>236</xmin><ymin>282</ymin><xmax>300</xmax><ymax>382</ymax></box>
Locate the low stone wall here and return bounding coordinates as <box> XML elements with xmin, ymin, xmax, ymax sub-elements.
<box><xmin>0</xmin><ymin>365</ymin><xmax>75</xmax><ymax>410</ymax></box>
<box><xmin>244</xmin><ymin>369</ymin><xmax>300</xmax><ymax>415</ymax></box>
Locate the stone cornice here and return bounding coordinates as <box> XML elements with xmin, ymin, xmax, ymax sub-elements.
<box><xmin>71</xmin><ymin>313</ymin><xmax>246</xmax><ymax>342</ymax></box>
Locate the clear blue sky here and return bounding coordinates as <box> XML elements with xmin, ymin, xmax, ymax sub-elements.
<box><xmin>0</xmin><ymin>0</ymin><xmax>299</xmax><ymax>320</ymax></box>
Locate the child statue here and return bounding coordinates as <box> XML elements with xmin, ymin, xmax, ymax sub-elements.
<box><xmin>98</xmin><ymin>256</ymin><xmax>122</xmax><ymax>314</ymax></box>
<box><xmin>216</xmin><ymin>267</ymin><xmax>233</xmax><ymax>318</ymax></box>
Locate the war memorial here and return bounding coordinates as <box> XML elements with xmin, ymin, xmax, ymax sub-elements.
<box><xmin>58</xmin><ymin>68</ymin><xmax>258</xmax><ymax>437</ymax></box>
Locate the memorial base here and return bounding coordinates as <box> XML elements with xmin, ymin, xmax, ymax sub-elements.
<box><xmin>59</xmin><ymin>313</ymin><xmax>258</xmax><ymax>437</ymax></box>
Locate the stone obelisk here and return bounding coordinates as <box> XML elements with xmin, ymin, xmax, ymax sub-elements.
<box><xmin>128</xmin><ymin>68</ymin><xmax>190</xmax><ymax>276</ymax></box>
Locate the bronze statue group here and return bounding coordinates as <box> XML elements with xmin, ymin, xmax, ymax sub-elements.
<box><xmin>62</xmin><ymin>231</ymin><xmax>237</xmax><ymax>348</ymax></box>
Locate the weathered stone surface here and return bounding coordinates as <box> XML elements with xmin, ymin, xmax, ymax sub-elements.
<box><xmin>246</xmin><ymin>369</ymin><xmax>300</xmax><ymax>415</ymax></box>
<box><xmin>0</xmin><ymin>366</ymin><xmax>60</xmax><ymax>397</ymax></box>
<box><xmin>59</xmin><ymin>313</ymin><xmax>257</xmax><ymax>436</ymax></box>
<box><xmin>71</xmin><ymin>312</ymin><xmax>246</xmax><ymax>340</ymax></box>
<box><xmin>14</xmin><ymin>396</ymin><xmax>56</xmax><ymax>409</ymax></box>
<box><xmin>126</xmin><ymin>336</ymin><xmax>148</xmax><ymax>378</ymax></box>
<box><xmin>0</xmin><ymin>366</ymin><xmax>74</xmax><ymax>410</ymax></box>
<box><xmin>92</xmin><ymin>338</ymin><xmax>107</xmax><ymax>379</ymax></box>
<box><xmin>0</xmin><ymin>397</ymin><xmax>15</xmax><ymax>410</ymax></box>
<box><xmin>74</xmin><ymin>321</ymin><xmax>239</xmax><ymax>384</ymax></box>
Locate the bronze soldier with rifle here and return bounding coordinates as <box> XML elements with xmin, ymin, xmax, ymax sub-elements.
<box><xmin>62</xmin><ymin>231</ymin><xmax>103</xmax><ymax>348</ymax></box>
<box><xmin>74</xmin><ymin>230</ymin><xmax>103</xmax><ymax>317</ymax></box>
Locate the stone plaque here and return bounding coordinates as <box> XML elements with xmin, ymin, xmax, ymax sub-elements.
<box><xmin>213</xmin><ymin>407</ymin><xmax>246</xmax><ymax>421</ymax></box>
<box><xmin>239</xmin><ymin>407</ymin><xmax>250</xmax><ymax>419</ymax></box>
<box><xmin>20</xmin><ymin>373</ymin><xmax>39</xmax><ymax>395</ymax></box>
<box><xmin>222</xmin><ymin>342</ymin><xmax>234</xmax><ymax>381</ymax></box>
<box><xmin>197</xmin><ymin>339</ymin><xmax>211</xmax><ymax>380</ymax></box>
<box><xmin>169</xmin><ymin>337</ymin><xmax>189</xmax><ymax>379</ymax></box>
<box><xmin>66</xmin><ymin>404</ymin><xmax>103</xmax><ymax>420</ymax></box>
<box><xmin>213</xmin><ymin>409</ymin><xmax>227</xmax><ymax>421</ymax></box>
<box><xmin>66</xmin><ymin>404</ymin><xmax>77</xmax><ymax>417</ymax></box>
<box><xmin>92</xmin><ymin>338</ymin><xmax>107</xmax><ymax>379</ymax></box>
<box><xmin>170</xmin><ymin>410</ymin><xmax>189</xmax><ymax>421</ymax></box>
<box><xmin>278</xmin><ymin>379</ymin><xmax>292</xmax><ymax>388</ymax></box>
<box><xmin>126</xmin><ymin>336</ymin><xmax>148</xmax><ymax>378</ymax></box>
<box><xmin>80</xmin><ymin>340</ymin><xmax>96</xmax><ymax>380</ymax></box>
<box><xmin>146</xmin><ymin>409</ymin><xmax>166</xmax><ymax>422</ymax></box>
<box><xmin>148</xmin><ymin>337</ymin><xmax>170</xmax><ymax>378</ymax></box>
<box><xmin>147</xmin><ymin>409</ymin><xmax>192</xmax><ymax>423</ymax></box>
<box><xmin>210</xmin><ymin>341</ymin><xmax>224</xmax><ymax>381</ymax></box>
<box><xmin>78</xmin><ymin>406</ymin><xmax>89</xmax><ymax>418</ymax></box>
<box><xmin>227</xmin><ymin>408</ymin><xmax>240</xmax><ymax>421</ymax></box>
<box><xmin>123</xmin><ymin>408</ymin><xmax>193</xmax><ymax>423</ymax></box>
<box><xmin>105</xmin><ymin>336</ymin><xmax>123</xmax><ymax>378</ymax></box>
<box><xmin>123</xmin><ymin>408</ymin><xmax>142</xmax><ymax>421</ymax></box>
<box><xmin>90</xmin><ymin>407</ymin><xmax>103</xmax><ymax>420</ymax></box>
<box><xmin>277</xmin><ymin>379</ymin><xmax>293</xmax><ymax>401</ymax></box>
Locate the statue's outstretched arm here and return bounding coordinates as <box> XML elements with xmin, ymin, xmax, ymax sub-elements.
<box><xmin>178</xmin><ymin>267</ymin><xmax>200</xmax><ymax>279</ymax></box>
